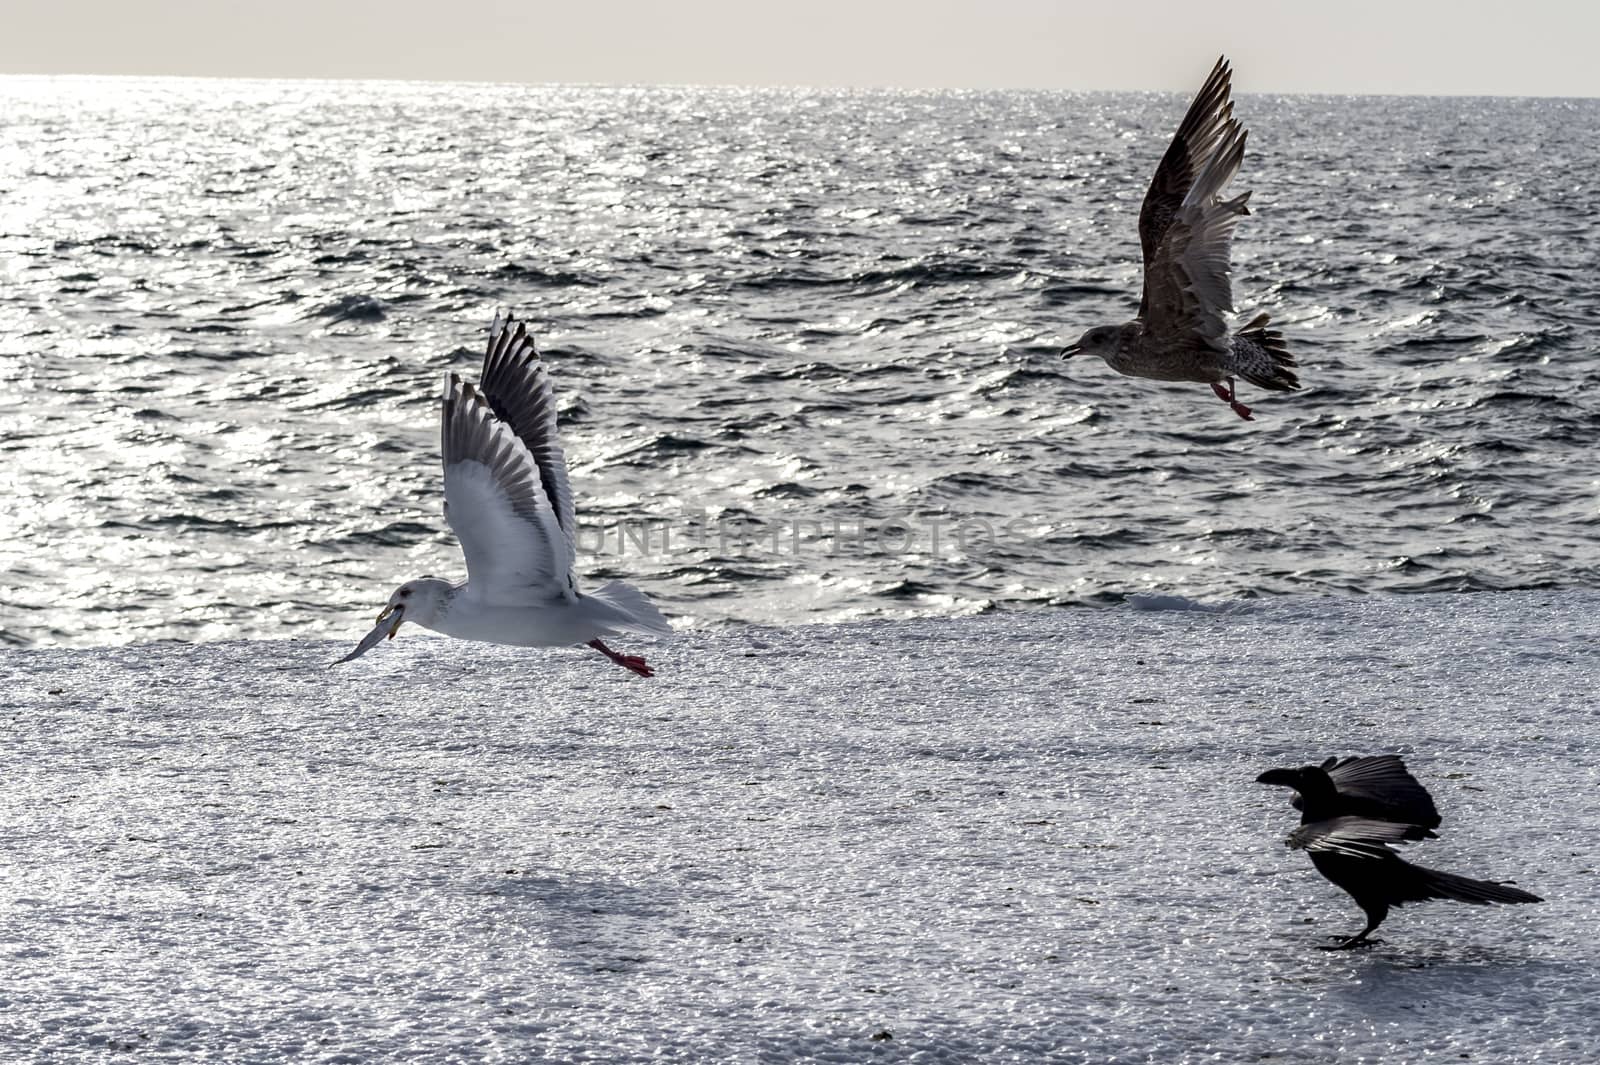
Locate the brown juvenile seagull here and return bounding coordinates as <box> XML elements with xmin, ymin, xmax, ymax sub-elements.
<box><xmin>1061</xmin><ymin>56</ymin><xmax>1300</xmax><ymax>420</ymax></box>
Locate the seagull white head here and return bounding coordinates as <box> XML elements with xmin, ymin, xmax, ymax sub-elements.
<box><xmin>375</xmin><ymin>576</ymin><xmax>453</xmax><ymax>639</ymax></box>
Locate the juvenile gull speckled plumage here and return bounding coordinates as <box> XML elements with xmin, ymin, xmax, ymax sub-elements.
<box><xmin>1061</xmin><ymin>56</ymin><xmax>1300</xmax><ymax>420</ymax></box>
<box><xmin>336</xmin><ymin>312</ymin><xmax>671</xmax><ymax>676</ymax></box>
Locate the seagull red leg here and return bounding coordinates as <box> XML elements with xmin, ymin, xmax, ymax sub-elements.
<box><xmin>587</xmin><ymin>638</ymin><xmax>654</xmax><ymax>678</ymax></box>
<box><xmin>1210</xmin><ymin>378</ymin><xmax>1253</xmax><ymax>421</ymax></box>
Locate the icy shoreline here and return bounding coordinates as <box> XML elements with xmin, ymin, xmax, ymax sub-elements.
<box><xmin>3</xmin><ymin>590</ymin><xmax>1597</xmax><ymax>1063</ymax></box>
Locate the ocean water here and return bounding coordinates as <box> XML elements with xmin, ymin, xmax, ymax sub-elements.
<box><xmin>5</xmin><ymin>591</ymin><xmax>1597</xmax><ymax>1061</ymax></box>
<box><xmin>3</xmin><ymin>77</ymin><xmax>1598</xmax><ymax>646</ymax></box>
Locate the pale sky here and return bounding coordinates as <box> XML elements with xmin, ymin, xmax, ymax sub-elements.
<box><xmin>5</xmin><ymin>0</ymin><xmax>1598</xmax><ymax>97</ymax></box>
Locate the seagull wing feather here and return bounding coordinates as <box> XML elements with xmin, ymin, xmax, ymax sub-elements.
<box><xmin>1137</xmin><ymin>56</ymin><xmax>1239</xmax><ymax>318</ymax></box>
<box><xmin>1142</xmin><ymin>123</ymin><xmax>1251</xmax><ymax>354</ymax></box>
<box><xmin>476</xmin><ymin>312</ymin><xmax>577</xmax><ymax>542</ymax></box>
<box><xmin>440</xmin><ymin>372</ymin><xmax>576</xmax><ymax>603</ymax></box>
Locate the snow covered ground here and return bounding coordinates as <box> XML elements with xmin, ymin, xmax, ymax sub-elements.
<box><xmin>3</xmin><ymin>590</ymin><xmax>1597</xmax><ymax>1063</ymax></box>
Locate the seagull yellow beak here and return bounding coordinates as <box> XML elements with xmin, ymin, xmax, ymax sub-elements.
<box><xmin>377</xmin><ymin>603</ymin><xmax>404</xmax><ymax>638</ymax></box>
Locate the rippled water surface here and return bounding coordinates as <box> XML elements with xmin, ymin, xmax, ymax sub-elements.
<box><xmin>3</xmin><ymin>77</ymin><xmax>1598</xmax><ymax>645</ymax></box>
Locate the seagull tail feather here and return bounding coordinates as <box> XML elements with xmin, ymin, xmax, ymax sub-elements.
<box><xmin>1233</xmin><ymin>312</ymin><xmax>1300</xmax><ymax>392</ymax></box>
<box><xmin>585</xmin><ymin>580</ymin><xmax>674</xmax><ymax>637</ymax></box>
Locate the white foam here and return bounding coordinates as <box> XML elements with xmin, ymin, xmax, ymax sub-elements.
<box><xmin>1125</xmin><ymin>591</ymin><xmax>1232</xmax><ymax>613</ymax></box>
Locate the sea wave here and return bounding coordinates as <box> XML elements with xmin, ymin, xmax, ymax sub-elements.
<box><xmin>2</xmin><ymin>78</ymin><xmax>1598</xmax><ymax>645</ymax></box>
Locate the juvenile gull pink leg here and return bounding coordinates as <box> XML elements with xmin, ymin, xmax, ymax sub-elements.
<box><xmin>588</xmin><ymin>638</ymin><xmax>654</xmax><ymax>678</ymax></box>
<box><xmin>1210</xmin><ymin>378</ymin><xmax>1253</xmax><ymax>421</ymax></box>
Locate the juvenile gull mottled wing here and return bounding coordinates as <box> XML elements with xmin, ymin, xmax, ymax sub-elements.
<box><xmin>476</xmin><ymin>312</ymin><xmax>577</xmax><ymax>541</ymax></box>
<box><xmin>1288</xmin><ymin>817</ymin><xmax>1420</xmax><ymax>860</ymax></box>
<box><xmin>1141</xmin><ymin>123</ymin><xmax>1251</xmax><ymax>355</ymax></box>
<box><xmin>1321</xmin><ymin>755</ymin><xmax>1443</xmax><ymax>831</ymax></box>
<box><xmin>440</xmin><ymin>372</ymin><xmax>577</xmax><ymax>603</ymax></box>
<box><xmin>1138</xmin><ymin>56</ymin><xmax>1239</xmax><ymax>317</ymax></box>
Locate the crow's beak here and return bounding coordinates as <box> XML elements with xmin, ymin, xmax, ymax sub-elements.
<box><xmin>1255</xmin><ymin>768</ymin><xmax>1301</xmax><ymax>788</ymax></box>
<box><xmin>1060</xmin><ymin>345</ymin><xmax>1082</xmax><ymax>360</ymax></box>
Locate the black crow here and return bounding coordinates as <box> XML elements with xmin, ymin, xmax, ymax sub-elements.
<box><xmin>1258</xmin><ymin>758</ymin><xmax>1542</xmax><ymax>949</ymax></box>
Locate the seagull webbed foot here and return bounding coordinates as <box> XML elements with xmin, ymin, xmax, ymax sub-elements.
<box><xmin>1209</xmin><ymin>379</ymin><xmax>1253</xmax><ymax>420</ymax></box>
<box><xmin>587</xmin><ymin>638</ymin><xmax>655</xmax><ymax>678</ymax></box>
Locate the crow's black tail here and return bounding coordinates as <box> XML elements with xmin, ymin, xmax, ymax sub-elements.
<box><xmin>1412</xmin><ymin>863</ymin><xmax>1543</xmax><ymax>906</ymax></box>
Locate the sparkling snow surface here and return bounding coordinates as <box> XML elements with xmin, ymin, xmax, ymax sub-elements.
<box><xmin>3</xmin><ymin>591</ymin><xmax>1596</xmax><ymax>1063</ymax></box>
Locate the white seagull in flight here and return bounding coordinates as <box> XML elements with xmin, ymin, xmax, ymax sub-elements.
<box><xmin>1060</xmin><ymin>56</ymin><xmax>1301</xmax><ymax>420</ymax></box>
<box><xmin>337</xmin><ymin>312</ymin><xmax>671</xmax><ymax>676</ymax></box>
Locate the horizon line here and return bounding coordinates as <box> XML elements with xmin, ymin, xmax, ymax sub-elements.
<box><xmin>4</xmin><ymin>70</ymin><xmax>1598</xmax><ymax>103</ymax></box>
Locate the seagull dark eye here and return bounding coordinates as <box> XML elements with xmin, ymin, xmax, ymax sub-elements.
<box><xmin>399</xmin><ymin>589</ymin><xmax>411</xmax><ymax>598</ymax></box>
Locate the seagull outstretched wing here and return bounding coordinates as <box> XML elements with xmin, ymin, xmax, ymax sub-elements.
<box><xmin>1140</xmin><ymin>121</ymin><xmax>1251</xmax><ymax>355</ymax></box>
<box><xmin>1137</xmin><ymin>56</ymin><xmax>1240</xmax><ymax>318</ymax></box>
<box><xmin>440</xmin><ymin>372</ymin><xmax>577</xmax><ymax>603</ymax></box>
<box><xmin>476</xmin><ymin>312</ymin><xmax>577</xmax><ymax>539</ymax></box>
